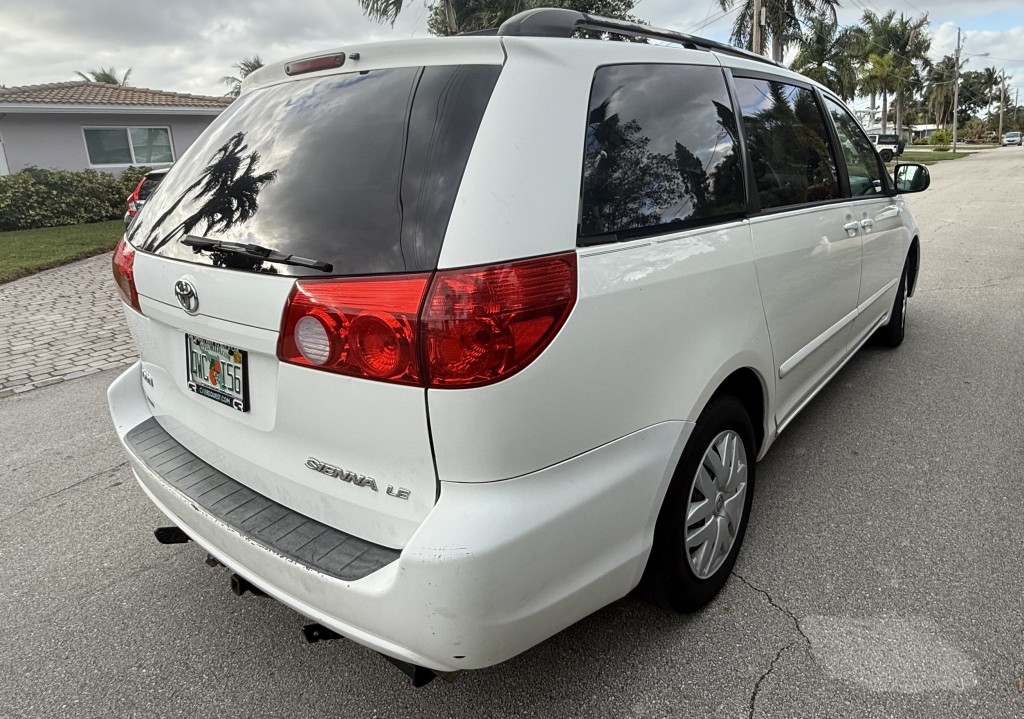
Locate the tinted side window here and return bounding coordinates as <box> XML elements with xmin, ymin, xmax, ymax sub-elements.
<box><xmin>823</xmin><ymin>97</ymin><xmax>885</xmax><ymax>197</ymax></box>
<box><xmin>733</xmin><ymin>78</ymin><xmax>839</xmax><ymax>210</ymax></box>
<box><xmin>580</xmin><ymin>64</ymin><xmax>745</xmax><ymax>241</ymax></box>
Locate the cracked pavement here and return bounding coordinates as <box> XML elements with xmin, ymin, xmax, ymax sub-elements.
<box><xmin>1</xmin><ymin>148</ymin><xmax>1022</xmax><ymax>717</ymax></box>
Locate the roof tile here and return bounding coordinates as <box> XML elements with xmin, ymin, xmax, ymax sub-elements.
<box><xmin>0</xmin><ymin>81</ymin><xmax>233</xmax><ymax>108</ymax></box>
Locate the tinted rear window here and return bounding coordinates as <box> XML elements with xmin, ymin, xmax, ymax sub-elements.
<box><xmin>137</xmin><ymin>174</ymin><xmax>164</xmax><ymax>201</ymax></box>
<box><xmin>128</xmin><ymin>65</ymin><xmax>501</xmax><ymax>276</ymax></box>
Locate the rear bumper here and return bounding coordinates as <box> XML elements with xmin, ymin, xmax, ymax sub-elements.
<box><xmin>108</xmin><ymin>362</ymin><xmax>691</xmax><ymax>671</ymax></box>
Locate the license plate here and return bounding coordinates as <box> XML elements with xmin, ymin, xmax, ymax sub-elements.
<box><xmin>185</xmin><ymin>334</ymin><xmax>249</xmax><ymax>412</ymax></box>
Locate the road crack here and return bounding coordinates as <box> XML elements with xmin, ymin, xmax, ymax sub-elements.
<box><xmin>747</xmin><ymin>641</ymin><xmax>795</xmax><ymax>719</ymax></box>
<box><xmin>734</xmin><ymin>573</ymin><xmax>810</xmax><ymax>647</ymax></box>
<box><xmin>0</xmin><ymin>460</ymin><xmax>129</xmax><ymax>524</ymax></box>
<box><xmin>734</xmin><ymin>573</ymin><xmax>812</xmax><ymax>717</ymax></box>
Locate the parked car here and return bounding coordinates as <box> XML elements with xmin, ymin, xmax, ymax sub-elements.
<box><xmin>1002</xmin><ymin>131</ymin><xmax>1022</xmax><ymax>147</ymax></box>
<box><xmin>123</xmin><ymin>168</ymin><xmax>169</xmax><ymax>226</ymax></box>
<box><xmin>868</xmin><ymin>133</ymin><xmax>903</xmax><ymax>161</ymax></box>
<box><xmin>107</xmin><ymin>8</ymin><xmax>931</xmax><ymax>685</ymax></box>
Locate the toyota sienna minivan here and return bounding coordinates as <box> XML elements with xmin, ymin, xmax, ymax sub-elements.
<box><xmin>108</xmin><ymin>8</ymin><xmax>930</xmax><ymax>684</ymax></box>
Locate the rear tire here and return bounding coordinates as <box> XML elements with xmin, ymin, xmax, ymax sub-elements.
<box><xmin>875</xmin><ymin>259</ymin><xmax>909</xmax><ymax>348</ymax></box>
<box><xmin>644</xmin><ymin>395</ymin><xmax>756</xmax><ymax>613</ymax></box>
<box><xmin>880</xmin><ymin>149</ymin><xmax>894</xmax><ymax>162</ymax></box>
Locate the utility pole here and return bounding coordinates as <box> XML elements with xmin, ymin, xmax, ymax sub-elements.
<box><xmin>952</xmin><ymin>28</ymin><xmax>961</xmax><ymax>153</ymax></box>
<box><xmin>998</xmin><ymin>69</ymin><xmax>1006</xmax><ymax>140</ymax></box>
<box><xmin>752</xmin><ymin>0</ymin><xmax>764</xmax><ymax>55</ymax></box>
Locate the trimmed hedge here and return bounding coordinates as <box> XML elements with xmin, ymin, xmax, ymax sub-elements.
<box><xmin>0</xmin><ymin>166</ymin><xmax>152</xmax><ymax>232</ymax></box>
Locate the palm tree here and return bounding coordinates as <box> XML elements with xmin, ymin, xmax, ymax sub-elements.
<box><xmin>860</xmin><ymin>52</ymin><xmax>901</xmax><ymax>133</ymax></box>
<box><xmin>857</xmin><ymin>10</ymin><xmax>930</xmax><ymax>139</ymax></box>
<box><xmin>791</xmin><ymin>18</ymin><xmax>858</xmax><ymax>101</ymax></box>
<box><xmin>715</xmin><ymin>0</ymin><xmax>840</xmax><ymax>63</ymax></box>
<box><xmin>925</xmin><ymin>55</ymin><xmax>958</xmax><ymax>128</ymax></box>
<box><xmin>143</xmin><ymin>132</ymin><xmax>278</xmax><ymax>252</ymax></box>
<box><xmin>220</xmin><ymin>56</ymin><xmax>265</xmax><ymax>98</ymax></box>
<box><xmin>979</xmin><ymin>66</ymin><xmax>999</xmax><ymax>124</ymax></box>
<box><xmin>75</xmin><ymin>67</ymin><xmax>132</xmax><ymax>85</ymax></box>
<box><xmin>358</xmin><ymin>0</ymin><xmax>407</xmax><ymax>25</ymax></box>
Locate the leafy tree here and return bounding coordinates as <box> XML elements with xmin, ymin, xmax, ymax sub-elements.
<box><xmin>425</xmin><ymin>0</ymin><xmax>641</xmax><ymax>36</ymax></box>
<box><xmin>791</xmin><ymin>17</ymin><xmax>858</xmax><ymax>101</ymax></box>
<box><xmin>958</xmin><ymin>70</ymin><xmax>992</xmax><ymax>124</ymax></box>
<box><xmin>925</xmin><ymin>54</ymin><xmax>957</xmax><ymax>128</ymax></box>
<box><xmin>220</xmin><ymin>56</ymin><xmax>265</xmax><ymax>98</ymax></box>
<box><xmin>716</xmin><ymin>0</ymin><xmax>839</xmax><ymax>63</ymax></box>
<box><xmin>581</xmin><ymin>110</ymin><xmax>681</xmax><ymax>235</ymax></box>
<box><xmin>75</xmin><ymin>67</ymin><xmax>132</xmax><ymax>86</ymax></box>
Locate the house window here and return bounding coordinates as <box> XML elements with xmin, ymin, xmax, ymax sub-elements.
<box><xmin>83</xmin><ymin>127</ymin><xmax>174</xmax><ymax>165</ymax></box>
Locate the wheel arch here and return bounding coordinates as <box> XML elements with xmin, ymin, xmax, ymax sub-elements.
<box><xmin>907</xmin><ymin>236</ymin><xmax>920</xmax><ymax>297</ymax></box>
<box><xmin>708</xmin><ymin>367</ymin><xmax>769</xmax><ymax>458</ymax></box>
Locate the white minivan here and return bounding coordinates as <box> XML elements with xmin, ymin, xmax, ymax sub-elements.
<box><xmin>107</xmin><ymin>8</ymin><xmax>931</xmax><ymax>685</ymax></box>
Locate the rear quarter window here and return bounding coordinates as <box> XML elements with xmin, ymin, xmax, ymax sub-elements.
<box><xmin>579</xmin><ymin>63</ymin><xmax>745</xmax><ymax>244</ymax></box>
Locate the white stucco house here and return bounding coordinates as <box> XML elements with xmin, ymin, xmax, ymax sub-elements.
<box><xmin>0</xmin><ymin>81</ymin><xmax>232</xmax><ymax>177</ymax></box>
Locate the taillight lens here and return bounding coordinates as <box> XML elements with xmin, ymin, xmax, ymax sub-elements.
<box><xmin>112</xmin><ymin>237</ymin><xmax>141</xmax><ymax>313</ymax></box>
<box><xmin>126</xmin><ymin>178</ymin><xmax>144</xmax><ymax>217</ymax></box>
<box><xmin>276</xmin><ymin>252</ymin><xmax>577</xmax><ymax>388</ymax></box>
<box><xmin>278</xmin><ymin>275</ymin><xmax>430</xmax><ymax>386</ymax></box>
<box><xmin>423</xmin><ymin>253</ymin><xmax>577</xmax><ymax>388</ymax></box>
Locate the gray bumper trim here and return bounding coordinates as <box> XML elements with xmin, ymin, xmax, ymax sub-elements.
<box><xmin>125</xmin><ymin>417</ymin><xmax>399</xmax><ymax>581</ymax></box>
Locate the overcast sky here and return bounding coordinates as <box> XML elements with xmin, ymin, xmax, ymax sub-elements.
<box><xmin>1</xmin><ymin>0</ymin><xmax>1022</xmax><ymax>110</ymax></box>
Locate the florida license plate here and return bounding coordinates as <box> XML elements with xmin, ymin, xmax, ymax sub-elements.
<box><xmin>186</xmin><ymin>334</ymin><xmax>249</xmax><ymax>412</ymax></box>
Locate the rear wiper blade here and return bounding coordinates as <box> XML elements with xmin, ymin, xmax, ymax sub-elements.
<box><xmin>182</xmin><ymin>236</ymin><xmax>333</xmax><ymax>273</ymax></box>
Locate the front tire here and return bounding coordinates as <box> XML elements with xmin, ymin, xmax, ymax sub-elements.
<box><xmin>880</xmin><ymin>149</ymin><xmax>894</xmax><ymax>162</ymax></box>
<box><xmin>644</xmin><ymin>395</ymin><xmax>756</xmax><ymax>612</ymax></box>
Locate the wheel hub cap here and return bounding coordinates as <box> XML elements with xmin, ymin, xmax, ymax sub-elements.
<box><xmin>684</xmin><ymin>429</ymin><xmax>749</xmax><ymax>580</ymax></box>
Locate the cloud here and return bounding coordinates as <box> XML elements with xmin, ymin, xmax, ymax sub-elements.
<box><xmin>0</xmin><ymin>0</ymin><xmax>1022</xmax><ymax>99</ymax></box>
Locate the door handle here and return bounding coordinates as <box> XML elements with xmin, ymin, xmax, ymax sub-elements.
<box><xmin>860</xmin><ymin>219</ymin><xmax>875</xmax><ymax>231</ymax></box>
<box><xmin>843</xmin><ymin>221</ymin><xmax>861</xmax><ymax>233</ymax></box>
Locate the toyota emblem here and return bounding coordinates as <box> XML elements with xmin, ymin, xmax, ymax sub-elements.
<box><xmin>174</xmin><ymin>279</ymin><xmax>200</xmax><ymax>315</ymax></box>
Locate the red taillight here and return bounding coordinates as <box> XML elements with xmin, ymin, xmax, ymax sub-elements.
<box><xmin>276</xmin><ymin>252</ymin><xmax>577</xmax><ymax>388</ymax></box>
<box><xmin>126</xmin><ymin>178</ymin><xmax>144</xmax><ymax>218</ymax></box>
<box><xmin>278</xmin><ymin>275</ymin><xmax>430</xmax><ymax>386</ymax></box>
<box><xmin>112</xmin><ymin>237</ymin><xmax>141</xmax><ymax>313</ymax></box>
<box><xmin>422</xmin><ymin>253</ymin><xmax>577</xmax><ymax>388</ymax></box>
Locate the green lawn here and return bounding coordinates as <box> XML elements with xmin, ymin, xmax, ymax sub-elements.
<box><xmin>0</xmin><ymin>220</ymin><xmax>124</xmax><ymax>284</ymax></box>
<box><xmin>888</xmin><ymin>150</ymin><xmax>975</xmax><ymax>166</ymax></box>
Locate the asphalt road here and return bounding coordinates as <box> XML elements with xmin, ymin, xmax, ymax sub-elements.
<box><xmin>2</xmin><ymin>147</ymin><xmax>1022</xmax><ymax>718</ymax></box>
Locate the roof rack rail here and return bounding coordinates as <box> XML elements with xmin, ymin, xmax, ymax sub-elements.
<box><xmin>496</xmin><ymin>8</ymin><xmax>780</xmax><ymax>68</ymax></box>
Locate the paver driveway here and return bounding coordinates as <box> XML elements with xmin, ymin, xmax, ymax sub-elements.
<box><xmin>0</xmin><ymin>252</ymin><xmax>136</xmax><ymax>397</ymax></box>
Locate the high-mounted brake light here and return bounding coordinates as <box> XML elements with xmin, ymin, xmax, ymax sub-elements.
<box><xmin>112</xmin><ymin>237</ymin><xmax>142</xmax><ymax>313</ymax></box>
<box><xmin>277</xmin><ymin>253</ymin><xmax>578</xmax><ymax>389</ymax></box>
<box><xmin>285</xmin><ymin>54</ymin><xmax>346</xmax><ymax>76</ymax></box>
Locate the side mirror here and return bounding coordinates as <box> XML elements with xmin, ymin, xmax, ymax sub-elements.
<box><xmin>893</xmin><ymin>163</ymin><xmax>930</xmax><ymax>194</ymax></box>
